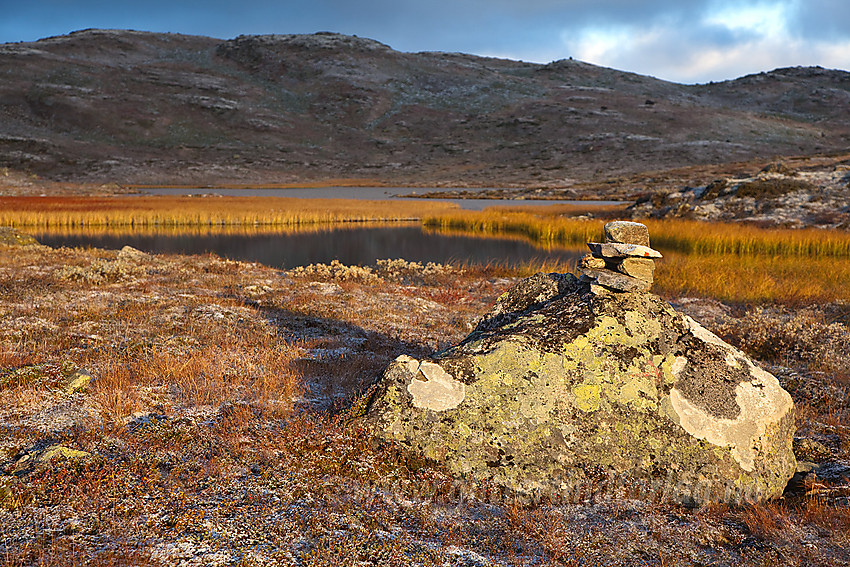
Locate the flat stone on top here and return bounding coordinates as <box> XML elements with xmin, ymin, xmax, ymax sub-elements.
<box><xmin>604</xmin><ymin>221</ymin><xmax>650</xmax><ymax>247</ymax></box>
<box><xmin>587</xmin><ymin>242</ymin><xmax>662</xmax><ymax>259</ymax></box>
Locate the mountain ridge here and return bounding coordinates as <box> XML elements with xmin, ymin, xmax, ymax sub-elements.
<box><xmin>1</xmin><ymin>29</ymin><xmax>848</xmax><ymax>189</ymax></box>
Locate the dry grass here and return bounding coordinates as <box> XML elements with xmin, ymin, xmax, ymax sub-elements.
<box><xmin>425</xmin><ymin>210</ymin><xmax>850</xmax><ymax>258</ymax></box>
<box><xmin>2</xmin><ymin>216</ymin><xmax>850</xmax><ymax>564</ymax></box>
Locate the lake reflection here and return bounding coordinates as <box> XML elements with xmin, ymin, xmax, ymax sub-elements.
<box><xmin>35</xmin><ymin>224</ymin><xmax>585</xmax><ymax>269</ymax></box>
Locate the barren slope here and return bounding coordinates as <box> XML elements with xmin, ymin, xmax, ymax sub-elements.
<box><xmin>1</xmin><ymin>29</ymin><xmax>849</xmax><ymax>187</ymax></box>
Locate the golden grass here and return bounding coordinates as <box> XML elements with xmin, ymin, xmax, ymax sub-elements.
<box><xmin>424</xmin><ymin>210</ymin><xmax>605</xmax><ymax>247</ymax></box>
<box><xmin>425</xmin><ymin>210</ymin><xmax>850</xmax><ymax>258</ymax></box>
<box><xmin>31</xmin><ymin>220</ymin><xmax>420</xmax><ymax>238</ymax></box>
<box><xmin>0</xmin><ymin>195</ymin><xmax>458</xmax><ymax>227</ymax></box>
<box><xmin>646</xmin><ymin>219</ymin><xmax>850</xmax><ymax>257</ymax></box>
<box><xmin>654</xmin><ymin>252</ymin><xmax>850</xmax><ymax>304</ymax></box>
<box><xmin>425</xmin><ymin>209</ymin><xmax>850</xmax><ymax>303</ymax></box>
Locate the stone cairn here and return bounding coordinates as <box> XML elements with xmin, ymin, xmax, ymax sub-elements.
<box><xmin>578</xmin><ymin>220</ymin><xmax>661</xmax><ymax>293</ymax></box>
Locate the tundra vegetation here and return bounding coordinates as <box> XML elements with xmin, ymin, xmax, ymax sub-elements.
<box><xmin>0</xmin><ymin>200</ymin><xmax>849</xmax><ymax>566</ymax></box>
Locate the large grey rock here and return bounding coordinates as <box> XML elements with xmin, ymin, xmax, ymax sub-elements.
<box><xmin>366</xmin><ymin>274</ymin><xmax>796</xmax><ymax>504</ymax></box>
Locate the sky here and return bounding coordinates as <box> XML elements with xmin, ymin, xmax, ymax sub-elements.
<box><xmin>2</xmin><ymin>0</ymin><xmax>849</xmax><ymax>84</ymax></box>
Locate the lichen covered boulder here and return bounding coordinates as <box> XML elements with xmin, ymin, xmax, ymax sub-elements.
<box><xmin>365</xmin><ymin>274</ymin><xmax>796</xmax><ymax>504</ymax></box>
<box><xmin>0</xmin><ymin>227</ymin><xmax>39</xmax><ymax>247</ymax></box>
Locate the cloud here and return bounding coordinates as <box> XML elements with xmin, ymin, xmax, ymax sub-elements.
<box><xmin>552</xmin><ymin>0</ymin><xmax>850</xmax><ymax>82</ymax></box>
<box><xmin>789</xmin><ymin>0</ymin><xmax>850</xmax><ymax>39</ymax></box>
<box><xmin>1</xmin><ymin>0</ymin><xmax>848</xmax><ymax>83</ymax></box>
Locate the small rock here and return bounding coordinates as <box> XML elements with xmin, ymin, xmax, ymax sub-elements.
<box><xmin>580</xmin><ymin>254</ymin><xmax>607</xmax><ymax>270</ymax></box>
<box><xmin>587</xmin><ymin>242</ymin><xmax>662</xmax><ymax>259</ymax></box>
<box><xmin>604</xmin><ymin>220</ymin><xmax>650</xmax><ymax>246</ymax></box>
<box><xmin>64</xmin><ymin>369</ymin><xmax>94</xmax><ymax>394</ymax></box>
<box><xmin>14</xmin><ymin>444</ymin><xmax>93</xmax><ymax>474</ymax></box>
<box><xmin>117</xmin><ymin>245</ymin><xmax>150</xmax><ymax>262</ymax></box>
<box><xmin>796</xmin><ymin>461</ymin><xmax>819</xmax><ymax>474</ymax></box>
<box><xmin>579</xmin><ymin>268</ymin><xmax>652</xmax><ymax>292</ymax></box>
<box><xmin>615</xmin><ymin>257</ymin><xmax>655</xmax><ymax>282</ymax></box>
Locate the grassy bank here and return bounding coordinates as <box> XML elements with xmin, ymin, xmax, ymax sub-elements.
<box><xmin>0</xmin><ymin>196</ymin><xmax>459</xmax><ymax>227</ymax></box>
<box><xmin>424</xmin><ymin>211</ymin><xmax>850</xmax><ymax>258</ymax></box>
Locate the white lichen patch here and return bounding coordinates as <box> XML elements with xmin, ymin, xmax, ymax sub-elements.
<box><xmin>671</xmin><ymin>356</ymin><xmax>688</xmax><ymax>377</ymax></box>
<box><xmin>405</xmin><ymin>358</ymin><xmax>466</xmax><ymax>412</ymax></box>
<box><xmin>670</xmin><ymin>316</ymin><xmax>794</xmax><ymax>471</ymax></box>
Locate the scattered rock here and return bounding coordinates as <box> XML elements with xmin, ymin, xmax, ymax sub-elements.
<box><xmin>366</xmin><ymin>226</ymin><xmax>796</xmax><ymax>505</ymax></box>
<box><xmin>627</xmin><ymin>167</ymin><xmax>850</xmax><ymax>229</ymax></box>
<box><xmin>13</xmin><ymin>444</ymin><xmax>93</xmax><ymax>475</ymax></box>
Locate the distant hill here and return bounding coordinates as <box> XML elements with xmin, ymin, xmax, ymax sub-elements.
<box><xmin>1</xmin><ymin>29</ymin><xmax>849</xmax><ymax>187</ymax></box>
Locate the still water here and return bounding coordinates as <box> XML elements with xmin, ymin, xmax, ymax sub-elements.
<box><xmin>35</xmin><ymin>225</ymin><xmax>585</xmax><ymax>269</ymax></box>
<box><xmin>141</xmin><ymin>186</ymin><xmax>623</xmax><ymax>211</ymax></box>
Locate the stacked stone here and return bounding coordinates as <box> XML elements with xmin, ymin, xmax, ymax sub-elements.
<box><xmin>578</xmin><ymin>221</ymin><xmax>661</xmax><ymax>293</ymax></box>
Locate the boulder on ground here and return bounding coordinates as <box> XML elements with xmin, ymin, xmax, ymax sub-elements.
<box><xmin>0</xmin><ymin>227</ymin><xmax>39</xmax><ymax>247</ymax></box>
<box><xmin>365</xmin><ymin>274</ymin><xmax>796</xmax><ymax>505</ymax></box>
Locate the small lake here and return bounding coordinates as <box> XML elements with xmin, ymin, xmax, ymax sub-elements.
<box><xmin>140</xmin><ymin>186</ymin><xmax>624</xmax><ymax>211</ymax></box>
<box><xmin>35</xmin><ymin>225</ymin><xmax>586</xmax><ymax>270</ymax></box>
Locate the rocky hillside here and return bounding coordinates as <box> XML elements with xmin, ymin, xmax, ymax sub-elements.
<box><xmin>1</xmin><ymin>29</ymin><xmax>849</xmax><ymax>187</ymax></box>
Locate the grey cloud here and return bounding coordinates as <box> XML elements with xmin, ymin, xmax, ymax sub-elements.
<box><xmin>790</xmin><ymin>0</ymin><xmax>850</xmax><ymax>39</ymax></box>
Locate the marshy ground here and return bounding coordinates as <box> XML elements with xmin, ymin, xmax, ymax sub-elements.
<box><xmin>1</xmin><ymin>220</ymin><xmax>850</xmax><ymax>565</ymax></box>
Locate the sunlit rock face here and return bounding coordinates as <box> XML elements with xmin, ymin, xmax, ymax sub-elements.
<box><xmin>365</xmin><ymin>273</ymin><xmax>796</xmax><ymax>505</ymax></box>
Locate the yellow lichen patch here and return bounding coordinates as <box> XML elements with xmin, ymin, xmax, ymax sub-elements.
<box><xmin>572</xmin><ymin>383</ymin><xmax>602</xmax><ymax>412</ymax></box>
<box><xmin>624</xmin><ymin>310</ymin><xmax>662</xmax><ymax>342</ymax></box>
<box><xmin>584</xmin><ymin>314</ymin><xmax>645</xmax><ymax>349</ymax></box>
<box><xmin>616</xmin><ymin>361</ymin><xmax>659</xmax><ymax>412</ymax></box>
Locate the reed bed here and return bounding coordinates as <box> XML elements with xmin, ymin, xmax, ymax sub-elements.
<box><xmin>425</xmin><ymin>209</ymin><xmax>850</xmax><ymax>303</ymax></box>
<box><xmin>654</xmin><ymin>253</ymin><xmax>850</xmax><ymax>304</ymax></box>
<box><xmin>6</xmin><ymin>197</ymin><xmax>850</xmax><ymax>303</ymax></box>
<box><xmin>424</xmin><ymin>210</ymin><xmax>850</xmax><ymax>258</ymax></box>
<box><xmin>646</xmin><ymin>219</ymin><xmax>850</xmax><ymax>258</ymax></box>
<box><xmin>0</xmin><ymin>196</ymin><xmax>458</xmax><ymax>227</ymax></box>
<box><xmin>424</xmin><ymin>211</ymin><xmax>605</xmax><ymax>248</ymax></box>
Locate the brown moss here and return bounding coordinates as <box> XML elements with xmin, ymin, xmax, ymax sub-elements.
<box><xmin>736</xmin><ymin>178</ymin><xmax>813</xmax><ymax>198</ymax></box>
